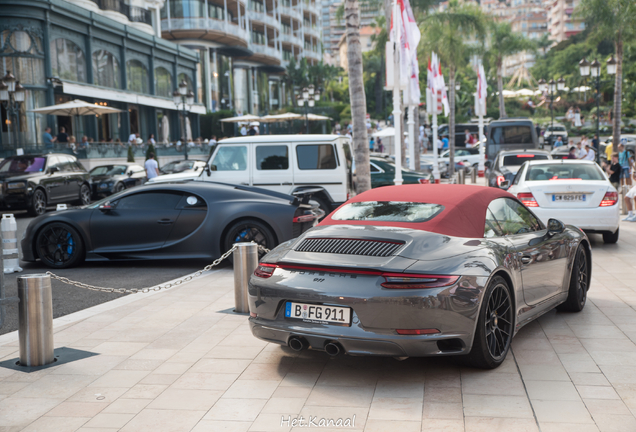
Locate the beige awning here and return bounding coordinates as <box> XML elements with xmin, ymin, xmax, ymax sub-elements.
<box><xmin>30</xmin><ymin>99</ymin><xmax>124</xmax><ymax>116</ymax></box>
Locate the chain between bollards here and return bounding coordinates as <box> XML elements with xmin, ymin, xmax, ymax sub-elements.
<box><xmin>45</xmin><ymin>243</ymin><xmax>270</xmax><ymax>295</ymax></box>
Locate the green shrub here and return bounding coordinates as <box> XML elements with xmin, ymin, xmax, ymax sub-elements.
<box><xmin>127</xmin><ymin>145</ymin><xmax>134</xmax><ymax>162</ymax></box>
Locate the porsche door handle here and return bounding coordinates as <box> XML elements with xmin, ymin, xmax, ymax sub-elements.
<box><xmin>157</xmin><ymin>219</ymin><xmax>174</xmax><ymax>225</ymax></box>
<box><xmin>520</xmin><ymin>256</ymin><xmax>532</xmax><ymax>264</ymax></box>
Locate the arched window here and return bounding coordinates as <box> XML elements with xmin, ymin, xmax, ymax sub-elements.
<box><xmin>92</xmin><ymin>50</ymin><xmax>120</xmax><ymax>88</ymax></box>
<box><xmin>177</xmin><ymin>72</ymin><xmax>193</xmax><ymax>92</ymax></box>
<box><xmin>155</xmin><ymin>67</ymin><xmax>172</xmax><ymax>97</ymax></box>
<box><xmin>50</xmin><ymin>39</ymin><xmax>86</xmax><ymax>82</ymax></box>
<box><xmin>0</xmin><ymin>28</ymin><xmax>45</xmax><ymax>85</ymax></box>
<box><xmin>126</xmin><ymin>59</ymin><xmax>149</xmax><ymax>93</ymax></box>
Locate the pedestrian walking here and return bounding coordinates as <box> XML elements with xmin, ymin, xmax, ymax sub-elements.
<box><xmin>618</xmin><ymin>144</ymin><xmax>633</xmax><ymax>187</ymax></box>
<box><xmin>607</xmin><ymin>153</ymin><xmax>621</xmax><ymax>191</ymax></box>
<box><xmin>145</xmin><ymin>152</ymin><xmax>159</xmax><ymax>179</ymax></box>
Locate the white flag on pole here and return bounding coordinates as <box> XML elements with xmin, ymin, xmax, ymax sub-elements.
<box><xmin>390</xmin><ymin>0</ymin><xmax>421</xmax><ymax>104</ymax></box>
<box><xmin>476</xmin><ymin>63</ymin><xmax>487</xmax><ymax>116</ymax></box>
<box><xmin>430</xmin><ymin>53</ymin><xmax>450</xmax><ymax>116</ymax></box>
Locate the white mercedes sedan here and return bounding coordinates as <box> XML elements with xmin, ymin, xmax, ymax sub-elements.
<box><xmin>507</xmin><ymin>160</ymin><xmax>620</xmax><ymax>243</ymax></box>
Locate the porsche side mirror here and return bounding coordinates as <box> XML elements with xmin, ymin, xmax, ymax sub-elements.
<box><xmin>548</xmin><ymin>218</ymin><xmax>565</xmax><ymax>235</ymax></box>
<box><xmin>499</xmin><ymin>180</ymin><xmax>510</xmax><ymax>189</ymax></box>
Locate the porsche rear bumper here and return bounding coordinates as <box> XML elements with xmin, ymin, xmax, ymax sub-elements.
<box><xmin>248</xmin><ymin>270</ymin><xmax>490</xmax><ymax>357</ymax></box>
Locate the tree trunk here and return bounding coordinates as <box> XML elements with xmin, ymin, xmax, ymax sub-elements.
<box><xmin>497</xmin><ymin>61</ymin><xmax>507</xmax><ymax>119</ymax></box>
<box><xmin>345</xmin><ymin>0</ymin><xmax>370</xmax><ymax>193</ymax></box>
<box><xmin>612</xmin><ymin>33</ymin><xmax>622</xmax><ymax>152</ymax></box>
<box><xmin>449</xmin><ymin>66</ymin><xmax>456</xmax><ymax>178</ymax></box>
<box><xmin>375</xmin><ymin>58</ymin><xmax>384</xmax><ymax>117</ymax></box>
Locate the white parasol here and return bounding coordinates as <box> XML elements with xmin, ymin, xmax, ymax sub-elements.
<box><xmin>185</xmin><ymin>117</ymin><xmax>193</xmax><ymax>141</ymax></box>
<box><xmin>30</xmin><ymin>99</ymin><xmax>124</xmax><ymax>116</ymax></box>
<box><xmin>259</xmin><ymin>113</ymin><xmax>303</xmax><ymax>123</ymax></box>
<box><xmin>161</xmin><ymin>115</ymin><xmax>170</xmax><ymax>144</ymax></box>
<box><xmin>220</xmin><ymin>114</ymin><xmax>262</xmax><ymax>123</ymax></box>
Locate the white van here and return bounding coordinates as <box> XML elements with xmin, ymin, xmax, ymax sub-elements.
<box><xmin>148</xmin><ymin>135</ymin><xmax>354</xmax><ymax>212</ymax></box>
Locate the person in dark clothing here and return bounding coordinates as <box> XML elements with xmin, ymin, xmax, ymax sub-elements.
<box><xmin>56</xmin><ymin>127</ymin><xmax>69</xmax><ymax>143</ymax></box>
<box><xmin>607</xmin><ymin>153</ymin><xmax>621</xmax><ymax>191</ymax></box>
<box><xmin>566</xmin><ymin>146</ymin><xmax>578</xmax><ymax>159</ymax></box>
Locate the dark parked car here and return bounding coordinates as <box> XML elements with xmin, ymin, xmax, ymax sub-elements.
<box><xmin>485</xmin><ymin>118</ymin><xmax>539</xmax><ymax>161</ymax></box>
<box><xmin>160</xmin><ymin>159</ymin><xmax>207</xmax><ymax>175</ymax></box>
<box><xmin>487</xmin><ymin>149</ymin><xmax>552</xmax><ymax>189</ymax></box>
<box><xmin>249</xmin><ymin>184</ymin><xmax>591</xmax><ymax>369</ymax></box>
<box><xmin>89</xmin><ymin>163</ymin><xmax>147</xmax><ymax>198</ymax></box>
<box><xmin>370</xmin><ymin>156</ymin><xmax>432</xmax><ymax>187</ymax></box>
<box><xmin>21</xmin><ymin>182</ymin><xmax>323</xmax><ymax>269</ymax></box>
<box><xmin>0</xmin><ymin>154</ymin><xmax>91</xmax><ymax>216</ymax></box>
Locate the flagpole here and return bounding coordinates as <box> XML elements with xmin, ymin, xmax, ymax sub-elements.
<box><xmin>407</xmin><ymin>82</ymin><xmax>416</xmax><ymax>170</ymax></box>
<box><xmin>392</xmin><ymin>0</ymin><xmax>403</xmax><ymax>185</ymax></box>
<box><xmin>476</xmin><ymin>64</ymin><xmax>486</xmax><ymax>178</ymax></box>
<box><xmin>427</xmin><ymin>88</ymin><xmax>440</xmax><ymax>182</ymax></box>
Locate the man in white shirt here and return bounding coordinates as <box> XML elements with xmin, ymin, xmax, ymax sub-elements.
<box><xmin>145</xmin><ymin>153</ymin><xmax>159</xmax><ymax>179</ymax></box>
<box><xmin>128</xmin><ymin>133</ymin><xmax>137</xmax><ymax>144</ymax></box>
<box><xmin>240</xmin><ymin>125</ymin><xmax>247</xmax><ymax>136</ymax></box>
<box><xmin>584</xmin><ymin>144</ymin><xmax>596</xmax><ymax>161</ymax></box>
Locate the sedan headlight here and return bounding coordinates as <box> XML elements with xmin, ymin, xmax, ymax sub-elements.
<box><xmin>7</xmin><ymin>182</ymin><xmax>26</xmax><ymax>190</ymax></box>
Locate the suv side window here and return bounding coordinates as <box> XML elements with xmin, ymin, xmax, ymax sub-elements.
<box><xmin>256</xmin><ymin>145</ymin><xmax>289</xmax><ymax>170</ymax></box>
<box><xmin>296</xmin><ymin>144</ymin><xmax>337</xmax><ymax>170</ymax></box>
<box><xmin>212</xmin><ymin>146</ymin><xmax>248</xmax><ymax>171</ymax></box>
<box><xmin>487</xmin><ymin>198</ymin><xmax>543</xmax><ymax>236</ymax></box>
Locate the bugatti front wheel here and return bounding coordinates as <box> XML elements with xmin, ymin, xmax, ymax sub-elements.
<box><xmin>223</xmin><ymin>219</ymin><xmax>275</xmax><ymax>261</ymax></box>
<box><xmin>35</xmin><ymin>223</ymin><xmax>85</xmax><ymax>269</ymax></box>
<box><xmin>464</xmin><ymin>275</ymin><xmax>513</xmax><ymax>369</ymax></box>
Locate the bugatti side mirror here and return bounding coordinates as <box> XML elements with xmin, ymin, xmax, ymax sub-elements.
<box><xmin>499</xmin><ymin>180</ymin><xmax>510</xmax><ymax>189</ymax></box>
<box><xmin>547</xmin><ymin>218</ymin><xmax>565</xmax><ymax>235</ymax></box>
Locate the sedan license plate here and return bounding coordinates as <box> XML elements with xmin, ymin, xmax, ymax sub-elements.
<box><xmin>552</xmin><ymin>194</ymin><xmax>586</xmax><ymax>202</ymax></box>
<box><xmin>285</xmin><ymin>302</ymin><xmax>351</xmax><ymax>326</ymax></box>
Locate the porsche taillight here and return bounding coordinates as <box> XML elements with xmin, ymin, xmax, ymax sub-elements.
<box><xmin>381</xmin><ymin>273</ymin><xmax>459</xmax><ymax>289</ymax></box>
<box><xmin>600</xmin><ymin>191</ymin><xmax>618</xmax><ymax>207</ymax></box>
<box><xmin>254</xmin><ymin>263</ymin><xmax>278</xmax><ymax>278</ymax></box>
<box><xmin>518</xmin><ymin>192</ymin><xmax>539</xmax><ymax>207</ymax></box>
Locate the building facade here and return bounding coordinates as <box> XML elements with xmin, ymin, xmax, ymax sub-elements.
<box><xmin>0</xmin><ymin>0</ymin><xmax>204</xmax><ymax>151</ymax></box>
<box><xmin>547</xmin><ymin>0</ymin><xmax>585</xmax><ymax>42</ymax></box>
<box><xmin>323</xmin><ymin>1</ymin><xmax>378</xmax><ymax>64</ymax></box>
<box><xmin>160</xmin><ymin>0</ymin><xmax>321</xmax><ymax>115</ymax></box>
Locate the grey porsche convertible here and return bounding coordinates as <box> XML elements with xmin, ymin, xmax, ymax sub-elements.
<box><xmin>248</xmin><ymin>184</ymin><xmax>591</xmax><ymax>369</ymax></box>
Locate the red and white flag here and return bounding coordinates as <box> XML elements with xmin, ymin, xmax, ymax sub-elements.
<box><xmin>428</xmin><ymin>52</ymin><xmax>449</xmax><ymax>116</ymax></box>
<box><xmin>390</xmin><ymin>0</ymin><xmax>421</xmax><ymax>104</ymax></box>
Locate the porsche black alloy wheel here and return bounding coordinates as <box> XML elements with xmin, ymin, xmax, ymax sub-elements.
<box><xmin>224</xmin><ymin>219</ymin><xmax>275</xmax><ymax>260</ymax></box>
<box><xmin>79</xmin><ymin>184</ymin><xmax>92</xmax><ymax>205</ymax></box>
<box><xmin>557</xmin><ymin>245</ymin><xmax>588</xmax><ymax>312</ymax></box>
<box><xmin>464</xmin><ymin>276</ymin><xmax>513</xmax><ymax>369</ymax></box>
<box><xmin>28</xmin><ymin>189</ymin><xmax>47</xmax><ymax>216</ymax></box>
<box><xmin>36</xmin><ymin>223</ymin><xmax>85</xmax><ymax>269</ymax></box>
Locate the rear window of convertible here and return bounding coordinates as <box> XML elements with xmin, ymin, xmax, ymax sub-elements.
<box><xmin>332</xmin><ymin>201</ymin><xmax>444</xmax><ymax>223</ymax></box>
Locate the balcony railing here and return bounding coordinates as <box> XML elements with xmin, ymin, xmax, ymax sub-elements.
<box><xmin>90</xmin><ymin>0</ymin><xmax>152</xmax><ymax>25</ymax></box>
<box><xmin>0</xmin><ymin>143</ymin><xmax>213</xmax><ymax>160</ymax></box>
<box><xmin>250</xmin><ymin>43</ymin><xmax>281</xmax><ymax>60</ymax></box>
<box><xmin>280</xmin><ymin>32</ymin><xmax>302</xmax><ymax>46</ymax></box>
<box><xmin>280</xmin><ymin>6</ymin><xmax>302</xmax><ymax>21</ymax></box>
<box><xmin>249</xmin><ymin>10</ymin><xmax>279</xmax><ymax>28</ymax></box>
<box><xmin>162</xmin><ymin>18</ymin><xmax>249</xmax><ymax>42</ymax></box>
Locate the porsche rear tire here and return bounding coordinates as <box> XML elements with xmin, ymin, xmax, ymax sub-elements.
<box><xmin>464</xmin><ymin>276</ymin><xmax>513</xmax><ymax>369</ymax></box>
<box><xmin>557</xmin><ymin>245</ymin><xmax>588</xmax><ymax>312</ymax></box>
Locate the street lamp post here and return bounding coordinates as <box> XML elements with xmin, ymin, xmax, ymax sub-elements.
<box><xmin>578</xmin><ymin>57</ymin><xmax>616</xmax><ymax>164</ymax></box>
<box><xmin>0</xmin><ymin>71</ymin><xmax>26</xmax><ymax>147</ymax></box>
<box><xmin>297</xmin><ymin>85</ymin><xmax>320</xmax><ymax>133</ymax></box>
<box><xmin>538</xmin><ymin>77</ymin><xmax>564</xmax><ymax>148</ymax></box>
<box><xmin>173</xmin><ymin>80</ymin><xmax>195</xmax><ymax>160</ymax></box>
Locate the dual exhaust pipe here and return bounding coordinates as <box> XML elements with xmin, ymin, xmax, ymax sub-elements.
<box><xmin>288</xmin><ymin>336</ymin><xmax>342</xmax><ymax>356</ymax></box>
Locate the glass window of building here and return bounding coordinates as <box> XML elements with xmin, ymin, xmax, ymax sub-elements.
<box><xmin>0</xmin><ymin>29</ymin><xmax>45</xmax><ymax>85</ymax></box>
<box><xmin>168</xmin><ymin>0</ymin><xmax>205</xmax><ymax>18</ymax></box>
<box><xmin>282</xmin><ymin>23</ymin><xmax>292</xmax><ymax>35</ymax></box>
<box><xmin>92</xmin><ymin>50</ymin><xmax>120</xmax><ymax>88</ymax></box>
<box><xmin>155</xmin><ymin>67</ymin><xmax>172</xmax><ymax>97</ymax></box>
<box><xmin>209</xmin><ymin>3</ymin><xmax>231</xmax><ymax>20</ymax></box>
<box><xmin>283</xmin><ymin>49</ymin><xmax>292</xmax><ymax>61</ymax></box>
<box><xmin>252</xmin><ymin>31</ymin><xmax>265</xmax><ymax>45</ymax></box>
<box><xmin>126</xmin><ymin>60</ymin><xmax>149</xmax><ymax>93</ymax></box>
<box><xmin>50</xmin><ymin>39</ymin><xmax>86</xmax><ymax>82</ymax></box>
<box><xmin>250</xmin><ymin>0</ymin><xmax>264</xmax><ymax>12</ymax></box>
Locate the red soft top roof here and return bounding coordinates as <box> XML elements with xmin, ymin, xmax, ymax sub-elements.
<box><xmin>319</xmin><ymin>184</ymin><xmax>515</xmax><ymax>238</ymax></box>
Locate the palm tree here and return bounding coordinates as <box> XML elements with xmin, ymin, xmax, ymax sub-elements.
<box><xmin>420</xmin><ymin>0</ymin><xmax>487</xmax><ymax>176</ymax></box>
<box><xmin>578</xmin><ymin>0</ymin><xmax>636</xmax><ymax>148</ymax></box>
<box><xmin>535</xmin><ymin>33</ymin><xmax>552</xmax><ymax>58</ymax></box>
<box><xmin>486</xmin><ymin>21</ymin><xmax>534</xmax><ymax>119</ymax></box>
<box><xmin>345</xmin><ymin>0</ymin><xmax>371</xmax><ymax>193</ymax></box>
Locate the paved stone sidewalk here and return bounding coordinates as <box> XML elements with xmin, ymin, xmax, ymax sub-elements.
<box><xmin>1</xmin><ymin>222</ymin><xmax>636</xmax><ymax>432</ymax></box>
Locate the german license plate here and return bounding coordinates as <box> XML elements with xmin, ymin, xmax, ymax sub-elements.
<box><xmin>552</xmin><ymin>194</ymin><xmax>586</xmax><ymax>202</ymax></box>
<box><xmin>285</xmin><ymin>302</ymin><xmax>351</xmax><ymax>326</ymax></box>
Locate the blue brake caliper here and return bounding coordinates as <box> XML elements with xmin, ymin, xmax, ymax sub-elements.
<box><xmin>235</xmin><ymin>229</ymin><xmax>248</xmax><ymax>242</ymax></box>
<box><xmin>66</xmin><ymin>232</ymin><xmax>74</xmax><ymax>256</ymax></box>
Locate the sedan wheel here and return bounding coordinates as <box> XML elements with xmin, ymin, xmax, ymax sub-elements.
<box><xmin>79</xmin><ymin>184</ymin><xmax>91</xmax><ymax>205</ymax></box>
<box><xmin>557</xmin><ymin>245</ymin><xmax>588</xmax><ymax>312</ymax></box>
<box><xmin>115</xmin><ymin>182</ymin><xmax>126</xmax><ymax>193</ymax></box>
<box><xmin>35</xmin><ymin>223</ymin><xmax>85</xmax><ymax>269</ymax></box>
<box><xmin>463</xmin><ymin>276</ymin><xmax>513</xmax><ymax>369</ymax></box>
<box><xmin>28</xmin><ymin>189</ymin><xmax>47</xmax><ymax>216</ymax></box>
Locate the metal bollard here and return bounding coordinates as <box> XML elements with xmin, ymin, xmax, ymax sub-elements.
<box><xmin>17</xmin><ymin>274</ymin><xmax>54</xmax><ymax>367</ymax></box>
<box><xmin>2</xmin><ymin>214</ymin><xmax>23</xmax><ymax>274</ymax></box>
<box><xmin>457</xmin><ymin>168</ymin><xmax>465</xmax><ymax>184</ymax></box>
<box><xmin>621</xmin><ymin>185</ymin><xmax>628</xmax><ymax>215</ymax></box>
<box><xmin>471</xmin><ymin>167</ymin><xmax>477</xmax><ymax>184</ymax></box>
<box><xmin>233</xmin><ymin>243</ymin><xmax>258</xmax><ymax>314</ymax></box>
